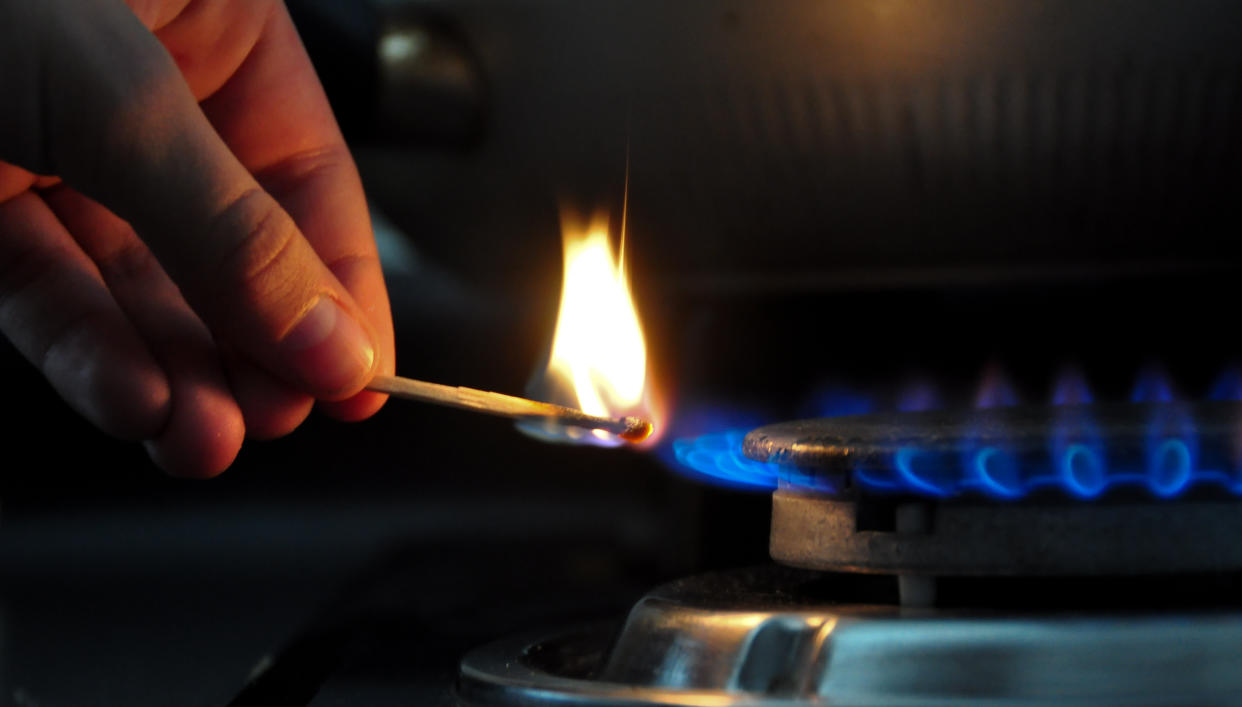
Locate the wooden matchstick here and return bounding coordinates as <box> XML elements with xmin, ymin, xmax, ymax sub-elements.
<box><xmin>365</xmin><ymin>374</ymin><xmax>653</xmax><ymax>442</ymax></box>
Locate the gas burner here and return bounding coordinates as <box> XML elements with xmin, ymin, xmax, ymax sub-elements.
<box><xmin>458</xmin><ymin>566</ymin><xmax>1242</xmax><ymax>706</ymax></box>
<box><xmin>458</xmin><ymin>403</ymin><xmax>1242</xmax><ymax>705</ymax></box>
<box><xmin>741</xmin><ymin>402</ymin><xmax>1242</xmax><ymax>585</ymax></box>
<box><xmin>742</xmin><ymin>401</ymin><xmax>1242</xmax><ymax>501</ymax></box>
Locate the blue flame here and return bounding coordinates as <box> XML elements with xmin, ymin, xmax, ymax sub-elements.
<box><xmin>1149</xmin><ymin>438</ymin><xmax>1192</xmax><ymax>497</ymax></box>
<box><xmin>1131</xmin><ymin>366</ymin><xmax>1176</xmax><ymax>403</ymax></box>
<box><xmin>1052</xmin><ymin>367</ymin><xmax>1093</xmax><ymax>405</ymax></box>
<box><xmin>659</xmin><ymin>405</ymin><xmax>785</xmax><ymax>491</ymax></box>
<box><xmin>896</xmin><ymin>382</ymin><xmax>940</xmax><ymax>412</ymax></box>
<box><xmin>670</xmin><ymin>429</ymin><xmax>780</xmax><ymax>490</ymax></box>
<box><xmin>808</xmin><ymin>386</ymin><xmax>875</xmax><ymax>418</ymax></box>
<box><xmin>1142</xmin><ymin>402</ymin><xmax>1198</xmax><ymax>498</ymax></box>
<box><xmin>971</xmin><ymin>446</ymin><xmax>1023</xmax><ymax>498</ymax></box>
<box><xmin>844</xmin><ymin>392</ymin><xmax>1233</xmax><ymax>501</ymax></box>
<box><xmin>851</xmin><ymin>432</ymin><xmax>1230</xmax><ymax>500</ymax></box>
<box><xmin>975</xmin><ymin>368</ymin><xmax>1019</xmax><ymax>409</ymax></box>
<box><xmin>1209</xmin><ymin>368</ymin><xmax>1242</xmax><ymax>401</ymax></box>
<box><xmin>663</xmin><ymin>367</ymin><xmax>1242</xmax><ymax>500</ymax></box>
<box><xmin>892</xmin><ymin>447</ymin><xmax>952</xmax><ymax>497</ymax></box>
<box><xmin>1058</xmin><ymin>444</ymin><xmax>1107</xmax><ymax>498</ymax></box>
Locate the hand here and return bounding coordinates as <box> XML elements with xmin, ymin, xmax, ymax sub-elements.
<box><xmin>0</xmin><ymin>0</ymin><xmax>396</xmax><ymax>477</ymax></box>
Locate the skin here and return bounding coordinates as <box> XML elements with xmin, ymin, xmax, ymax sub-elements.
<box><xmin>0</xmin><ymin>0</ymin><xmax>396</xmax><ymax>477</ymax></box>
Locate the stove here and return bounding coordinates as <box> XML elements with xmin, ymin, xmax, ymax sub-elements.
<box><xmin>455</xmin><ymin>401</ymin><xmax>1242</xmax><ymax>705</ymax></box>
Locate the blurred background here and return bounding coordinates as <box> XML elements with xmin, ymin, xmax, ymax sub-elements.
<box><xmin>2</xmin><ymin>0</ymin><xmax>1240</xmax><ymax>704</ymax></box>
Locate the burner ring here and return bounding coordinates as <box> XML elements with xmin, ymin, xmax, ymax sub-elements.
<box><xmin>742</xmin><ymin>401</ymin><xmax>1242</xmax><ymax>501</ymax></box>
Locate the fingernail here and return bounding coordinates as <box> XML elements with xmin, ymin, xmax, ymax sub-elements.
<box><xmin>282</xmin><ymin>297</ymin><xmax>375</xmax><ymax>397</ymax></box>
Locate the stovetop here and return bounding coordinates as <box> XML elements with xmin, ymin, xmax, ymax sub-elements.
<box><xmin>460</xmin><ymin>565</ymin><xmax>1242</xmax><ymax>706</ymax></box>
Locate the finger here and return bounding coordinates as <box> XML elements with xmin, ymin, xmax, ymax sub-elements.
<box><xmin>0</xmin><ymin>191</ymin><xmax>170</xmax><ymax>440</ymax></box>
<box><xmin>42</xmin><ymin>185</ymin><xmax>244</xmax><ymax>477</ymax></box>
<box><xmin>194</xmin><ymin>3</ymin><xmax>396</xmax><ymax>421</ymax></box>
<box><xmin>0</xmin><ymin>162</ymin><xmax>60</xmax><ymax>204</ymax></box>
<box><xmin>0</xmin><ymin>164</ymin><xmax>38</xmax><ymax>203</ymax></box>
<box><xmin>26</xmin><ymin>2</ymin><xmax>379</xmax><ymax>401</ymax></box>
<box><xmin>220</xmin><ymin>348</ymin><xmax>314</xmax><ymax>441</ymax></box>
<box><xmin>265</xmin><ymin>164</ymin><xmax>395</xmax><ymax>422</ymax></box>
<box><xmin>46</xmin><ymin>184</ymin><xmax>317</xmax><ymax>450</ymax></box>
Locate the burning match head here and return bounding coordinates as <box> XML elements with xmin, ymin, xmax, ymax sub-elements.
<box><xmin>618</xmin><ymin>417</ymin><xmax>654</xmax><ymax>443</ymax></box>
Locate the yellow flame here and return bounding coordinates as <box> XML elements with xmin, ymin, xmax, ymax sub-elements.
<box><xmin>539</xmin><ymin>212</ymin><xmax>656</xmax><ymax>443</ymax></box>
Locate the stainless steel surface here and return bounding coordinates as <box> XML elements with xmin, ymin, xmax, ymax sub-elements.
<box><xmin>458</xmin><ymin>568</ymin><xmax>1242</xmax><ymax>706</ymax></box>
<box><xmin>769</xmin><ymin>491</ymin><xmax>1242</xmax><ymax>575</ymax></box>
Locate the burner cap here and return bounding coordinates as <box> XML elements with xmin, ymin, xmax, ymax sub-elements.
<box><xmin>743</xmin><ymin>401</ymin><xmax>1242</xmax><ymax>500</ymax></box>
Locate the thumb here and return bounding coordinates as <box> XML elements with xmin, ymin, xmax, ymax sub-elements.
<box><xmin>12</xmin><ymin>3</ymin><xmax>377</xmax><ymax>398</ymax></box>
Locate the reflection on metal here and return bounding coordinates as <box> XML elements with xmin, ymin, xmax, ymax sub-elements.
<box><xmin>458</xmin><ymin>568</ymin><xmax>1242</xmax><ymax>705</ymax></box>
<box><xmin>379</xmin><ymin>32</ymin><xmax>426</xmax><ymax>64</ymax></box>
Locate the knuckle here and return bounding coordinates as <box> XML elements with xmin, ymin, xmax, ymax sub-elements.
<box><xmin>325</xmin><ymin>252</ymin><xmax>382</xmax><ymax>279</ymax></box>
<box><xmin>96</xmin><ymin>242</ymin><xmax>164</xmax><ymax>287</ymax></box>
<box><xmin>201</xmin><ymin>189</ymin><xmax>307</xmax><ymax>323</ymax></box>
<box><xmin>256</xmin><ymin>145</ymin><xmax>350</xmax><ymax>192</ymax></box>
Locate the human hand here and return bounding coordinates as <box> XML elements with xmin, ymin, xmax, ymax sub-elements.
<box><xmin>0</xmin><ymin>0</ymin><xmax>396</xmax><ymax>477</ymax></box>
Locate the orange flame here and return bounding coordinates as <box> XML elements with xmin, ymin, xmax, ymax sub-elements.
<box><xmin>522</xmin><ymin>210</ymin><xmax>661</xmax><ymax>446</ymax></box>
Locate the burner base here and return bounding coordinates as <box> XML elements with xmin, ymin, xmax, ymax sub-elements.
<box><xmin>770</xmin><ymin>490</ymin><xmax>1242</xmax><ymax>576</ymax></box>
<box><xmin>457</xmin><ymin>566</ymin><xmax>1242</xmax><ymax>706</ymax></box>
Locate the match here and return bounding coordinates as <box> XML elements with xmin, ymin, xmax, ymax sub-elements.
<box><xmin>365</xmin><ymin>374</ymin><xmax>654</xmax><ymax>442</ymax></box>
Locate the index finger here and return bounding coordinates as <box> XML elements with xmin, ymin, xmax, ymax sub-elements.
<box><xmin>164</xmin><ymin>1</ymin><xmax>396</xmax><ymax>420</ymax></box>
